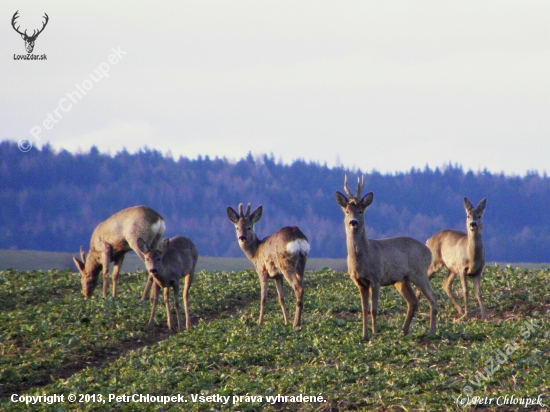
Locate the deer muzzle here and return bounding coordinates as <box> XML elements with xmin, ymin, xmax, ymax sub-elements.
<box><xmin>469</xmin><ymin>222</ymin><xmax>478</xmax><ymax>230</ymax></box>
<box><xmin>238</xmin><ymin>235</ymin><xmax>247</xmax><ymax>242</ymax></box>
<box><xmin>349</xmin><ymin>219</ymin><xmax>359</xmax><ymax>230</ymax></box>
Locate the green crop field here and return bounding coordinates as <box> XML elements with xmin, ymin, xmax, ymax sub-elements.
<box><xmin>1</xmin><ymin>265</ymin><xmax>549</xmax><ymax>411</ymax></box>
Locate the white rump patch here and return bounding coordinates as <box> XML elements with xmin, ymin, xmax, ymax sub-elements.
<box><xmin>286</xmin><ymin>239</ymin><xmax>310</xmax><ymax>255</ymax></box>
<box><xmin>151</xmin><ymin>219</ymin><xmax>166</xmax><ymax>236</ymax></box>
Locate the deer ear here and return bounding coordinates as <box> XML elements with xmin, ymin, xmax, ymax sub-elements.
<box><xmin>464</xmin><ymin>197</ymin><xmax>474</xmax><ymax>212</ymax></box>
<box><xmin>477</xmin><ymin>198</ymin><xmax>487</xmax><ymax>213</ymax></box>
<box><xmin>361</xmin><ymin>192</ymin><xmax>374</xmax><ymax>208</ymax></box>
<box><xmin>157</xmin><ymin>238</ymin><xmax>170</xmax><ymax>253</ymax></box>
<box><xmin>250</xmin><ymin>206</ymin><xmax>263</xmax><ymax>223</ymax></box>
<box><xmin>137</xmin><ymin>238</ymin><xmax>149</xmax><ymax>254</ymax></box>
<box><xmin>335</xmin><ymin>191</ymin><xmax>348</xmax><ymax>208</ymax></box>
<box><xmin>227</xmin><ymin>207</ymin><xmax>239</xmax><ymax>223</ymax></box>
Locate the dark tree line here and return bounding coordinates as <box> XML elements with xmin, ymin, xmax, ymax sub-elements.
<box><xmin>1</xmin><ymin>140</ymin><xmax>549</xmax><ymax>262</ymax></box>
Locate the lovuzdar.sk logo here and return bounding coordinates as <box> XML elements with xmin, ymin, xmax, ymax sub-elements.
<box><xmin>12</xmin><ymin>10</ymin><xmax>48</xmax><ymax>60</ymax></box>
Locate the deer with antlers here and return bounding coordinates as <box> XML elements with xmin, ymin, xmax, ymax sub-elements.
<box><xmin>73</xmin><ymin>206</ymin><xmax>165</xmax><ymax>299</ymax></box>
<box><xmin>227</xmin><ymin>203</ymin><xmax>309</xmax><ymax>328</ymax></box>
<box><xmin>11</xmin><ymin>11</ymin><xmax>49</xmax><ymax>54</ymax></box>
<box><xmin>335</xmin><ymin>176</ymin><xmax>438</xmax><ymax>341</ymax></box>
<box><xmin>423</xmin><ymin>198</ymin><xmax>487</xmax><ymax>319</ymax></box>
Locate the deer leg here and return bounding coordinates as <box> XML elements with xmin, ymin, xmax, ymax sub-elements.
<box><xmin>283</xmin><ymin>270</ymin><xmax>304</xmax><ymax>328</ymax></box>
<box><xmin>274</xmin><ymin>276</ymin><xmax>289</xmax><ymax>326</ymax></box>
<box><xmin>415</xmin><ymin>262</ymin><xmax>440</xmax><ymax>300</ymax></box>
<box><xmin>131</xmin><ymin>239</ymin><xmax>154</xmax><ymax>302</ymax></box>
<box><xmin>164</xmin><ymin>286</ymin><xmax>174</xmax><ymax>331</ymax></box>
<box><xmin>148</xmin><ymin>282</ymin><xmax>160</xmax><ymax>329</ymax></box>
<box><xmin>415</xmin><ymin>278</ymin><xmax>438</xmax><ymax>336</ymax></box>
<box><xmin>111</xmin><ymin>254</ymin><xmax>124</xmax><ymax>298</ymax></box>
<box><xmin>141</xmin><ymin>274</ymin><xmax>154</xmax><ymax>302</ymax></box>
<box><xmin>370</xmin><ymin>284</ymin><xmax>379</xmax><ymax>335</ymax></box>
<box><xmin>100</xmin><ymin>246</ymin><xmax>112</xmax><ymax>298</ymax></box>
<box><xmin>394</xmin><ymin>281</ymin><xmax>418</xmax><ymax>335</ymax></box>
<box><xmin>442</xmin><ymin>270</ymin><xmax>464</xmax><ymax>316</ymax></box>
<box><xmin>458</xmin><ymin>272</ymin><xmax>469</xmax><ymax>320</ymax></box>
<box><xmin>358</xmin><ymin>285</ymin><xmax>370</xmax><ymax>341</ymax></box>
<box><xmin>172</xmin><ymin>282</ymin><xmax>185</xmax><ymax>332</ymax></box>
<box><xmin>472</xmin><ymin>275</ymin><xmax>486</xmax><ymax>319</ymax></box>
<box><xmin>182</xmin><ymin>274</ymin><xmax>193</xmax><ymax>329</ymax></box>
<box><xmin>258</xmin><ymin>275</ymin><xmax>268</xmax><ymax>326</ymax></box>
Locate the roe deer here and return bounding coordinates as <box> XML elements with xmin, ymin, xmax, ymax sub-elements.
<box><xmin>137</xmin><ymin>236</ymin><xmax>198</xmax><ymax>332</ymax></box>
<box><xmin>335</xmin><ymin>176</ymin><xmax>438</xmax><ymax>341</ymax></box>
<box><xmin>227</xmin><ymin>203</ymin><xmax>309</xmax><ymax>328</ymax></box>
<box><xmin>73</xmin><ymin>206</ymin><xmax>165</xmax><ymax>299</ymax></box>
<box><xmin>424</xmin><ymin>197</ymin><xmax>487</xmax><ymax>319</ymax></box>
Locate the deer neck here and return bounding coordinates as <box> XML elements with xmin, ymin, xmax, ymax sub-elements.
<box><xmin>241</xmin><ymin>235</ymin><xmax>262</xmax><ymax>262</ymax></box>
<box><xmin>346</xmin><ymin>226</ymin><xmax>370</xmax><ymax>272</ymax></box>
<box><xmin>467</xmin><ymin>229</ymin><xmax>484</xmax><ymax>271</ymax></box>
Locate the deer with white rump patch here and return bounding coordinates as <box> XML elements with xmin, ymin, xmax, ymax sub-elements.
<box><xmin>227</xmin><ymin>203</ymin><xmax>309</xmax><ymax>328</ymax></box>
<box><xmin>335</xmin><ymin>176</ymin><xmax>438</xmax><ymax>341</ymax></box>
<box><xmin>137</xmin><ymin>236</ymin><xmax>198</xmax><ymax>332</ymax></box>
<box><xmin>73</xmin><ymin>206</ymin><xmax>165</xmax><ymax>299</ymax></box>
<box><xmin>423</xmin><ymin>197</ymin><xmax>487</xmax><ymax>319</ymax></box>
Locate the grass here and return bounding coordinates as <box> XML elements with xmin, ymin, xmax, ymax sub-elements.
<box><xmin>0</xmin><ymin>265</ymin><xmax>549</xmax><ymax>411</ymax></box>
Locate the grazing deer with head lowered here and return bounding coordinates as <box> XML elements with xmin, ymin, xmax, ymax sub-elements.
<box><xmin>423</xmin><ymin>197</ymin><xmax>487</xmax><ymax>319</ymax></box>
<box><xmin>227</xmin><ymin>203</ymin><xmax>309</xmax><ymax>328</ymax></box>
<box><xmin>137</xmin><ymin>236</ymin><xmax>198</xmax><ymax>332</ymax></box>
<box><xmin>335</xmin><ymin>176</ymin><xmax>438</xmax><ymax>341</ymax></box>
<box><xmin>73</xmin><ymin>206</ymin><xmax>165</xmax><ymax>299</ymax></box>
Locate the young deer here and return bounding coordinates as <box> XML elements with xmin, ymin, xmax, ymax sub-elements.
<box><xmin>335</xmin><ymin>176</ymin><xmax>438</xmax><ymax>341</ymax></box>
<box><xmin>137</xmin><ymin>236</ymin><xmax>198</xmax><ymax>332</ymax></box>
<box><xmin>73</xmin><ymin>206</ymin><xmax>165</xmax><ymax>299</ymax></box>
<box><xmin>424</xmin><ymin>197</ymin><xmax>487</xmax><ymax>319</ymax></box>
<box><xmin>227</xmin><ymin>203</ymin><xmax>309</xmax><ymax>328</ymax></box>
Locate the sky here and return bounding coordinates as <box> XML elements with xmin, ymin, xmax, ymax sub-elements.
<box><xmin>2</xmin><ymin>1</ymin><xmax>549</xmax><ymax>175</ymax></box>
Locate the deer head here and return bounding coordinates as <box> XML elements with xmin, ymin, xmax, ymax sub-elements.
<box><xmin>227</xmin><ymin>203</ymin><xmax>263</xmax><ymax>248</ymax></box>
<box><xmin>335</xmin><ymin>175</ymin><xmax>374</xmax><ymax>233</ymax></box>
<box><xmin>12</xmin><ymin>11</ymin><xmax>49</xmax><ymax>54</ymax></box>
<box><xmin>137</xmin><ymin>237</ymin><xmax>170</xmax><ymax>277</ymax></box>
<box><xmin>73</xmin><ymin>245</ymin><xmax>102</xmax><ymax>299</ymax></box>
<box><xmin>464</xmin><ymin>197</ymin><xmax>486</xmax><ymax>233</ymax></box>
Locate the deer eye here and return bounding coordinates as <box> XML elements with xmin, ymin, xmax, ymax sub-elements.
<box><xmin>247</xmin><ymin>227</ymin><xmax>252</xmax><ymax>230</ymax></box>
<box><xmin>156</xmin><ymin>258</ymin><xmax>161</xmax><ymax>262</ymax></box>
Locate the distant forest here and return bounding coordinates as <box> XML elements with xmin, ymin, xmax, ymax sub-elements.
<box><xmin>1</xmin><ymin>140</ymin><xmax>549</xmax><ymax>262</ymax></box>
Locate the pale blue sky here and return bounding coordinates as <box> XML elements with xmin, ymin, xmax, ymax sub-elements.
<box><xmin>2</xmin><ymin>1</ymin><xmax>549</xmax><ymax>175</ymax></box>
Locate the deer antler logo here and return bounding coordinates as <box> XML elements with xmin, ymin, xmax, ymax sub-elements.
<box><xmin>11</xmin><ymin>11</ymin><xmax>49</xmax><ymax>54</ymax></box>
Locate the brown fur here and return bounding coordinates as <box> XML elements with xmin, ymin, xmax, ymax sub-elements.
<box><xmin>227</xmin><ymin>203</ymin><xmax>309</xmax><ymax>328</ymax></box>
<box><xmin>137</xmin><ymin>236</ymin><xmax>198</xmax><ymax>332</ymax></box>
<box><xmin>335</xmin><ymin>176</ymin><xmax>438</xmax><ymax>341</ymax></box>
<box><xmin>425</xmin><ymin>197</ymin><xmax>487</xmax><ymax>319</ymax></box>
<box><xmin>73</xmin><ymin>206</ymin><xmax>165</xmax><ymax>299</ymax></box>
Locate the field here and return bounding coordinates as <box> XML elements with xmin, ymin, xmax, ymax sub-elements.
<box><xmin>1</xmin><ymin>265</ymin><xmax>549</xmax><ymax>411</ymax></box>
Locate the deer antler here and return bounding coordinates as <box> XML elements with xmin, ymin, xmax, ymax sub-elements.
<box><xmin>80</xmin><ymin>246</ymin><xmax>87</xmax><ymax>263</ymax></box>
<box><xmin>238</xmin><ymin>203</ymin><xmax>252</xmax><ymax>218</ymax></box>
<box><xmin>32</xmin><ymin>13</ymin><xmax>49</xmax><ymax>39</ymax></box>
<box><xmin>11</xmin><ymin>11</ymin><xmax>25</xmax><ymax>36</ymax></box>
<box><xmin>343</xmin><ymin>175</ymin><xmax>353</xmax><ymax>197</ymax></box>
<box><xmin>11</xmin><ymin>11</ymin><xmax>49</xmax><ymax>39</ymax></box>
<box><xmin>356</xmin><ymin>176</ymin><xmax>364</xmax><ymax>198</ymax></box>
